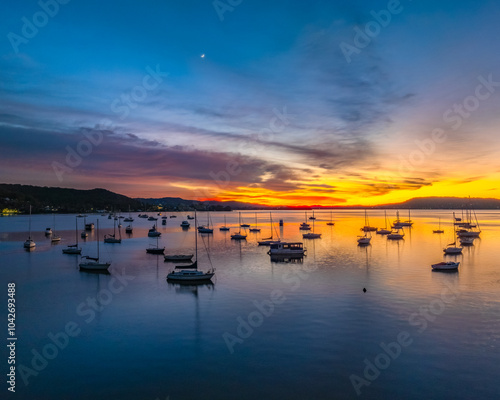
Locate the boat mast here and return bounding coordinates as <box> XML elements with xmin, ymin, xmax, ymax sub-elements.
<box><xmin>28</xmin><ymin>204</ymin><xmax>32</xmax><ymax>240</ymax></box>
<box><xmin>195</xmin><ymin>210</ymin><xmax>198</xmax><ymax>262</ymax></box>
<box><xmin>75</xmin><ymin>216</ymin><xmax>78</xmax><ymax>246</ymax></box>
<box><xmin>97</xmin><ymin>220</ymin><xmax>100</xmax><ymax>260</ymax></box>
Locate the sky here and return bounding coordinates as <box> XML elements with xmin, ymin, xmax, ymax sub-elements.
<box><xmin>1</xmin><ymin>0</ymin><xmax>500</xmax><ymax>206</ymax></box>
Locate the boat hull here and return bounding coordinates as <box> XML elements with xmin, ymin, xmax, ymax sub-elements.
<box><xmin>79</xmin><ymin>262</ymin><xmax>111</xmax><ymax>271</ymax></box>
<box><xmin>164</xmin><ymin>255</ymin><xmax>194</xmax><ymax>261</ymax></box>
<box><xmin>166</xmin><ymin>272</ymin><xmax>214</xmax><ymax>282</ymax></box>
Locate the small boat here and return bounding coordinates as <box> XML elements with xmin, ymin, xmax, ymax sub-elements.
<box><xmin>326</xmin><ymin>211</ymin><xmax>335</xmax><ymax>226</ymax></box>
<box><xmin>387</xmin><ymin>227</ymin><xmax>404</xmax><ymax>240</ymax></box>
<box><xmin>180</xmin><ymin>220</ymin><xmax>190</xmax><ymax>228</ymax></box>
<box><xmin>23</xmin><ymin>205</ymin><xmax>36</xmax><ymax>249</ymax></box>
<box><xmin>444</xmin><ymin>242</ymin><xmax>462</xmax><ymax>255</ymax></box>
<box><xmin>459</xmin><ymin>236</ymin><xmax>474</xmax><ymax>246</ymax></box>
<box><xmin>45</xmin><ymin>227</ymin><xmax>52</xmax><ymax>236</ymax></box>
<box><xmin>85</xmin><ymin>222</ymin><xmax>94</xmax><ymax>231</ymax></box>
<box><xmin>433</xmin><ymin>217</ymin><xmax>444</xmax><ymax>234</ymax></box>
<box><xmin>164</xmin><ymin>254</ymin><xmax>194</xmax><ymax>261</ymax></box>
<box><xmin>51</xmin><ymin>214</ymin><xmax>61</xmax><ymax>243</ymax></box>
<box><xmin>308</xmin><ymin>210</ymin><xmax>316</xmax><ymax>220</ymax></box>
<box><xmin>139</xmin><ymin>214</ymin><xmax>149</xmax><ymax>218</ymax></box>
<box><xmin>104</xmin><ymin>219</ymin><xmax>122</xmax><ymax>243</ymax></box>
<box><xmin>302</xmin><ymin>216</ymin><xmax>321</xmax><ymax>239</ymax></box>
<box><xmin>166</xmin><ymin>211</ymin><xmax>215</xmax><ymax>282</ymax></box>
<box><xmin>361</xmin><ymin>210</ymin><xmax>377</xmax><ymax>232</ymax></box>
<box><xmin>161</xmin><ymin>216</ymin><xmax>168</xmax><ymax>220</ymax></box>
<box><xmin>162</xmin><ymin>219</ymin><xmax>167</xmax><ymax>225</ymax></box>
<box><xmin>258</xmin><ymin>213</ymin><xmax>280</xmax><ymax>245</ymax></box>
<box><xmin>79</xmin><ymin>220</ymin><xmax>111</xmax><ymax>271</ymax></box>
<box><xmin>249</xmin><ymin>213</ymin><xmax>261</xmax><ymax>232</ymax></box>
<box><xmin>299</xmin><ymin>212</ymin><xmax>311</xmax><ymax>230</ymax></box>
<box><xmin>198</xmin><ymin>226</ymin><xmax>213</xmax><ymax>233</ymax></box>
<box><xmin>219</xmin><ymin>215</ymin><xmax>230</xmax><ymax>231</ymax></box>
<box><xmin>358</xmin><ymin>211</ymin><xmax>373</xmax><ymax>244</ymax></box>
<box><xmin>81</xmin><ymin>231</ymin><xmax>88</xmax><ymax>239</ymax></box>
<box><xmin>393</xmin><ymin>210</ymin><xmax>413</xmax><ymax>227</ymax></box>
<box><xmin>431</xmin><ymin>261</ymin><xmax>459</xmax><ymax>271</ymax></box>
<box><xmin>124</xmin><ymin>206</ymin><xmax>134</xmax><ymax>222</ymax></box>
<box><xmin>357</xmin><ymin>235</ymin><xmax>371</xmax><ymax>245</ymax></box>
<box><xmin>376</xmin><ymin>211</ymin><xmax>391</xmax><ymax>235</ymax></box>
<box><xmin>125</xmin><ymin>225</ymin><xmax>133</xmax><ymax>234</ymax></box>
<box><xmin>62</xmin><ymin>216</ymin><xmax>82</xmax><ymax>254</ymax></box>
<box><xmin>148</xmin><ymin>216</ymin><xmax>158</xmax><ymax>221</ymax></box>
<box><xmin>267</xmin><ymin>242</ymin><xmax>306</xmax><ymax>256</ymax></box>
<box><xmin>148</xmin><ymin>224</ymin><xmax>161</xmax><ymax>237</ymax></box>
<box><xmin>146</xmin><ymin>235</ymin><xmax>165</xmax><ymax>254</ymax></box>
<box><xmin>187</xmin><ymin>215</ymin><xmax>194</xmax><ymax>220</ymax></box>
<box><xmin>170</xmin><ymin>215</ymin><xmax>177</xmax><ymax>218</ymax></box>
<box><xmin>231</xmin><ymin>212</ymin><xmax>247</xmax><ymax>240</ymax></box>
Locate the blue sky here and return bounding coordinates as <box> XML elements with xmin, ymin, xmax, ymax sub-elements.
<box><xmin>1</xmin><ymin>0</ymin><xmax>500</xmax><ymax>204</ymax></box>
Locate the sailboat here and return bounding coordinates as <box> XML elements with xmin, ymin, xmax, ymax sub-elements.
<box><xmin>79</xmin><ymin>220</ymin><xmax>111</xmax><ymax>271</ymax></box>
<box><xmin>456</xmin><ymin>199</ymin><xmax>481</xmax><ymax>238</ymax></box>
<box><xmin>197</xmin><ymin>211</ymin><xmax>213</xmax><ymax>233</ymax></box>
<box><xmin>51</xmin><ymin>213</ymin><xmax>61</xmax><ymax>243</ymax></box>
<box><xmin>444</xmin><ymin>217</ymin><xmax>462</xmax><ymax>254</ymax></box>
<box><xmin>376</xmin><ymin>210</ymin><xmax>391</xmax><ymax>235</ymax></box>
<box><xmin>81</xmin><ymin>216</ymin><xmax>88</xmax><ymax>238</ymax></box>
<box><xmin>326</xmin><ymin>211</ymin><xmax>335</xmax><ymax>226</ymax></box>
<box><xmin>167</xmin><ymin>211</ymin><xmax>215</xmax><ymax>282</ymax></box>
<box><xmin>361</xmin><ymin>209</ymin><xmax>377</xmax><ymax>232</ymax></box>
<box><xmin>23</xmin><ymin>204</ymin><xmax>36</xmax><ymax>249</ymax></box>
<box><xmin>148</xmin><ymin>223</ymin><xmax>161</xmax><ymax>237</ymax></box>
<box><xmin>258</xmin><ymin>213</ymin><xmax>281</xmax><ymax>245</ymax></box>
<box><xmin>299</xmin><ymin>212</ymin><xmax>311</xmax><ymax>230</ymax></box>
<box><xmin>240</xmin><ymin>213</ymin><xmax>250</xmax><ymax>228</ymax></box>
<box><xmin>303</xmin><ymin>216</ymin><xmax>321</xmax><ymax>239</ymax></box>
<box><xmin>219</xmin><ymin>215</ymin><xmax>230</xmax><ymax>231</ymax></box>
<box><xmin>393</xmin><ymin>210</ymin><xmax>413</xmax><ymax>228</ymax></box>
<box><xmin>104</xmin><ymin>218</ymin><xmax>122</xmax><ymax>243</ymax></box>
<box><xmin>308</xmin><ymin>210</ymin><xmax>316</xmax><ymax>220</ymax></box>
<box><xmin>62</xmin><ymin>216</ymin><xmax>82</xmax><ymax>254</ymax></box>
<box><xmin>387</xmin><ymin>226</ymin><xmax>405</xmax><ymax>240</ymax></box>
<box><xmin>249</xmin><ymin>213</ymin><xmax>261</xmax><ymax>232</ymax></box>
<box><xmin>357</xmin><ymin>210</ymin><xmax>372</xmax><ymax>245</ymax></box>
<box><xmin>124</xmin><ymin>206</ymin><xmax>134</xmax><ymax>222</ymax></box>
<box><xmin>231</xmin><ymin>212</ymin><xmax>247</xmax><ymax>240</ymax></box>
<box><xmin>433</xmin><ymin>217</ymin><xmax>444</xmax><ymax>234</ymax></box>
<box><xmin>146</xmin><ymin>234</ymin><xmax>165</xmax><ymax>254</ymax></box>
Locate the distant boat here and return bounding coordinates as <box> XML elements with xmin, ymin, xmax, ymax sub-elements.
<box><xmin>45</xmin><ymin>227</ymin><xmax>52</xmax><ymax>236</ymax></box>
<box><xmin>146</xmin><ymin>234</ymin><xmax>165</xmax><ymax>254</ymax></box>
<box><xmin>124</xmin><ymin>206</ymin><xmax>134</xmax><ymax>222</ymax></box>
<box><xmin>361</xmin><ymin>210</ymin><xmax>377</xmax><ymax>232</ymax></box>
<box><xmin>455</xmin><ymin>199</ymin><xmax>481</xmax><ymax>238</ymax></box>
<box><xmin>393</xmin><ymin>210</ymin><xmax>413</xmax><ymax>228</ymax></box>
<box><xmin>148</xmin><ymin>216</ymin><xmax>158</xmax><ymax>221</ymax></box>
<box><xmin>187</xmin><ymin>215</ymin><xmax>194</xmax><ymax>220</ymax></box>
<box><xmin>139</xmin><ymin>214</ymin><xmax>149</xmax><ymax>218</ymax></box>
<box><xmin>62</xmin><ymin>216</ymin><xmax>82</xmax><ymax>254</ymax></box>
<box><xmin>85</xmin><ymin>221</ymin><xmax>94</xmax><ymax>231</ymax></box>
<box><xmin>104</xmin><ymin>219</ymin><xmax>122</xmax><ymax>243</ymax></box>
<box><xmin>376</xmin><ymin>211</ymin><xmax>391</xmax><ymax>235</ymax></box>
<box><xmin>308</xmin><ymin>210</ymin><xmax>316</xmax><ymax>220</ymax></box>
<box><xmin>267</xmin><ymin>242</ymin><xmax>305</xmax><ymax>257</ymax></box>
<box><xmin>258</xmin><ymin>212</ymin><xmax>281</xmax><ymax>245</ymax></box>
<box><xmin>432</xmin><ymin>261</ymin><xmax>459</xmax><ymax>271</ymax></box>
<box><xmin>459</xmin><ymin>236</ymin><xmax>474</xmax><ymax>246</ymax></box>
<box><xmin>180</xmin><ymin>220</ymin><xmax>190</xmax><ymax>228</ymax></box>
<box><xmin>326</xmin><ymin>211</ymin><xmax>335</xmax><ymax>226</ymax></box>
<box><xmin>357</xmin><ymin>210</ymin><xmax>372</xmax><ymax>245</ymax></box>
<box><xmin>170</xmin><ymin>215</ymin><xmax>177</xmax><ymax>218</ymax></box>
<box><xmin>219</xmin><ymin>215</ymin><xmax>230</xmax><ymax>231</ymax></box>
<box><xmin>148</xmin><ymin>224</ymin><xmax>161</xmax><ymax>237</ymax></box>
<box><xmin>162</xmin><ymin>219</ymin><xmax>167</xmax><ymax>225</ymax></box>
<box><xmin>231</xmin><ymin>212</ymin><xmax>247</xmax><ymax>240</ymax></box>
<box><xmin>240</xmin><ymin>213</ymin><xmax>250</xmax><ymax>228</ymax></box>
<box><xmin>51</xmin><ymin>214</ymin><xmax>61</xmax><ymax>243</ymax></box>
<box><xmin>433</xmin><ymin>217</ymin><xmax>444</xmax><ymax>234</ymax></box>
<box><xmin>302</xmin><ymin>215</ymin><xmax>321</xmax><ymax>239</ymax></box>
<box><xmin>197</xmin><ymin>212</ymin><xmax>213</xmax><ymax>233</ymax></box>
<box><xmin>164</xmin><ymin>254</ymin><xmax>193</xmax><ymax>261</ymax></box>
<box><xmin>125</xmin><ymin>224</ymin><xmax>133</xmax><ymax>234</ymax></box>
<box><xmin>299</xmin><ymin>212</ymin><xmax>311</xmax><ymax>230</ymax></box>
<box><xmin>249</xmin><ymin>213</ymin><xmax>261</xmax><ymax>232</ymax></box>
<box><xmin>23</xmin><ymin>204</ymin><xmax>36</xmax><ymax>249</ymax></box>
<box><xmin>167</xmin><ymin>211</ymin><xmax>215</xmax><ymax>282</ymax></box>
<box><xmin>79</xmin><ymin>220</ymin><xmax>110</xmax><ymax>271</ymax></box>
<box><xmin>387</xmin><ymin>227</ymin><xmax>405</xmax><ymax>240</ymax></box>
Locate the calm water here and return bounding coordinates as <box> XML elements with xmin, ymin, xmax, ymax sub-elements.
<box><xmin>1</xmin><ymin>210</ymin><xmax>499</xmax><ymax>400</ymax></box>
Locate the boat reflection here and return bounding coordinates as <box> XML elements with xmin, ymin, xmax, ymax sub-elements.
<box><xmin>270</xmin><ymin>255</ymin><xmax>304</xmax><ymax>264</ymax></box>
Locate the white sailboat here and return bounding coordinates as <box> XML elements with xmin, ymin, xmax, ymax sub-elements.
<box><xmin>299</xmin><ymin>212</ymin><xmax>311</xmax><ymax>230</ymax></box>
<box><xmin>167</xmin><ymin>211</ymin><xmax>215</xmax><ymax>282</ymax></box>
<box><xmin>444</xmin><ymin>217</ymin><xmax>462</xmax><ymax>255</ymax></box>
<box><xmin>231</xmin><ymin>212</ymin><xmax>247</xmax><ymax>240</ymax></box>
<box><xmin>357</xmin><ymin>210</ymin><xmax>372</xmax><ymax>245</ymax></box>
<box><xmin>249</xmin><ymin>213</ymin><xmax>261</xmax><ymax>232</ymax></box>
<box><xmin>79</xmin><ymin>220</ymin><xmax>111</xmax><ymax>271</ymax></box>
<box><xmin>104</xmin><ymin>218</ymin><xmax>122</xmax><ymax>243</ymax></box>
<box><xmin>197</xmin><ymin>211</ymin><xmax>213</xmax><ymax>233</ymax></box>
<box><xmin>62</xmin><ymin>216</ymin><xmax>82</xmax><ymax>254</ymax></box>
<box><xmin>23</xmin><ymin>204</ymin><xmax>36</xmax><ymax>249</ymax></box>
<box><xmin>387</xmin><ymin>226</ymin><xmax>405</xmax><ymax>240</ymax></box>
<box><xmin>51</xmin><ymin>214</ymin><xmax>61</xmax><ymax>243</ymax></box>
<box><xmin>302</xmin><ymin>216</ymin><xmax>321</xmax><ymax>239</ymax></box>
<box><xmin>376</xmin><ymin>210</ymin><xmax>391</xmax><ymax>235</ymax></box>
<box><xmin>258</xmin><ymin>212</ymin><xmax>281</xmax><ymax>245</ymax></box>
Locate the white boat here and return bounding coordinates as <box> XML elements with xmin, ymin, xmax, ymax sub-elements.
<box><xmin>62</xmin><ymin>216</ymin><xmax>82</xmax><ymax>254</ymax></box>
<box><xmin>45</xmin><ymin>227</ymin><xmax>52</xmax><ymax>236</ymax></box>
<box><xmin>231</xmin><ymin>212</ymin><xmax>247</xmax><ymax>240</ymax></box>
<box><xmin>167</xmin><ymin>211</ymin><xmax>215</xmax><ymax>282</ymax></box>
<box><xmin>79</xmin><ymin>220</ymin><xmax>111</xmax><ymax>271</ymax></box>
<box><xmin>302</xmin><ymin>215</ymin><xmax>321</xmax><ymax>239</ymax></box>
<box><xmin>197</xmin><ymin>212</ymin><xmax>213</xmax><ymax>233</ymax></box>
<box><xmin>249</xmin><ymin>213</ymin><xmax>261</xmax><ymax>232</ymax></box>
<box><xmin>23</xmin><ymin>205</ymin><xmax>36</xmax><ymax>249</ymax></box>
<box><xmin>180</xmin><ymin>220</ymin><xmax>190</xmax><ymax>228</ymax></box>
<box><xmin>432</xmin><ymin>261</ymin><xmax>459</xmax><ymax>271</ymax></box>
<box><xmin>148</xmin><ymin>224</ymin><xmax>161</xmax><ymax>237</ymax></box>
<box><xmin>104</xmin><ymin>219</ymin><xmax>122</xmax><ymax>243</ymax></box>
<box><xmin>459</xmin><ymin>236</ymin><xmax>474</xmax><ymax>245</ymax></box>
<box><xmin>219</xmin><ymin>215</ymin><xmax>230</xmax><ymax>231</ymax></box>
<box><xmin>258</xmin><ymin>212</ymin><xmax>281</xmax><ymax>245</ymax></box>
<box><xmin>376</xmin><ymin>211</ymin><xmax>391</xmax><ymax>235</ymax></box>
<box><xmin>358</xmin><ymin>211</ymin><xmax>373</xmax><ymax>244</ymax></box>
<box><xmin>268</xmin><ymin>242</ymin><xmax>306</xmax><ymax>256</ymax></box>
<box><xmin>51</xmin><ymin>214</ymin><xmax>61</xmax><ymax>243</ymax></box>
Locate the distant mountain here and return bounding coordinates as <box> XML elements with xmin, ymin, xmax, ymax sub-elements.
<box><xmin>136</xmin><ymin>197</ymin><xmax>273</xmax><ymax>211</ymax></box>
<box><xmin>373</xmin><ymin>197</ymin><xmax>500</xmax><ymax>210</ymax></box>
<box><xmin>0</xmin><ymin>184</ymin><xmax>142</xmax><ymax>213</ymax></box>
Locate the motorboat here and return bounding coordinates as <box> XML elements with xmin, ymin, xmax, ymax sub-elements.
<box><xmin>431</xmin><ymin>261</ymin><xmax>459</xmax><ymax>271</ymax></box>
<box><xmin>267</xmin><ymin>242</ymin><xmax>305</xmax><ymax>256</ymax></box>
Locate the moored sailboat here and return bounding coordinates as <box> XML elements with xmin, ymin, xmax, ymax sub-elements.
<box><xmin>79</xmin><ymin>220</ymin><xmax>111</xmax><ymax>271</ymax></box>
